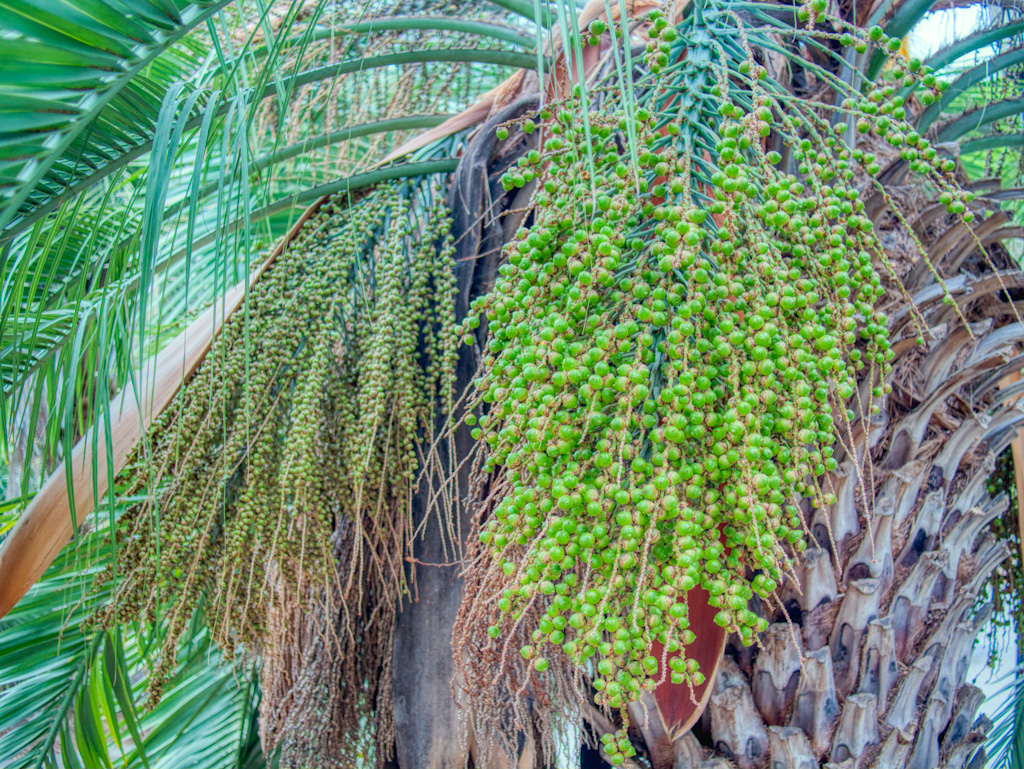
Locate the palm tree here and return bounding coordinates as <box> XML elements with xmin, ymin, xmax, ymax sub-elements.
<box><xmin>0</xmin><ymin>1</ymin><xmax>1022</xmax><ymax>768</ymax></box>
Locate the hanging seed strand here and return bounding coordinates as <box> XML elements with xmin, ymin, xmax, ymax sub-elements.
<box><xmin>93</xmin><ymin>186</ymin><xmax>460</xmax><ymax>706</ymax></box>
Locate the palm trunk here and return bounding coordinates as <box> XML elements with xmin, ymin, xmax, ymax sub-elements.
<box><xmin>391</xmin><ymin>94</ymin><xmax>540</xmax><ymax>769</ymax></box>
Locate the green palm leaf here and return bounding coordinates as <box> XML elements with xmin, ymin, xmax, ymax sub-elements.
<box><xmin>936</xmin><ymin>96</ymin><xmax>1024</xmax><ymax>142</ymax></box>
<box><xmin>0</xmin><ymin>0</ymin><xmax>526</xmax><ymax>480</ymax></box>
<box><xmin>0</xmin><ymin>495</ymin><xmax>262</xmax><ymax>769</ymax></box>
<box><xmin>0</xmin><ymin>0</ymin><xmax>235</xmax><ymax>231</ymax></box>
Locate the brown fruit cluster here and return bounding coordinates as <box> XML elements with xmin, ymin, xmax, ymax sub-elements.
<box><xmin>93</xmin><ymin>187</ymin><xmax>458</xmax><ymax>697</ymax></box>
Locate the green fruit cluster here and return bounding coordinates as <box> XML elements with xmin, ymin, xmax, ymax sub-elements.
<box><xmin>461</xmin><ymin>9</ymin><xmax>972</xmax><ymax>752</ymax></box>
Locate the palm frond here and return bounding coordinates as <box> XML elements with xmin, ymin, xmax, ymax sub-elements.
<box><xmin>925</xmin><ymin>17</ymin><xmax>1024</xmax><ymax>70</ymax></box>
<box><xmin>977</xmin><ymin>664</ymin><xmax>1024</xmax><ymax>768</ymax></box>
<box><xmin>962</xmin><ymin>133</ymin><xmax>1024</xmax><ymax>154</ymax></box>
<box><xmin>0</xmin><ymin>0</ymin><xmax>533</xmax><ymax>480</ymax></box>
<box><xmin>936</xmin><ymin>95</ymin><xmax>1024</xmax><ymax>141</ymax></box>
<box><xmin>917</xmin><ymin>45</ymin><xmax>1024</xmax><ymax>132</ymax></box>
<box><xmin>0</xmin><ymin>495</ymin><xmax>262</xmax><ymax>769</ymax></box>
<box><xmin>0</xmin><ymin>0</ymin><xmax>236</xmax><ymax>232</ymax></box>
